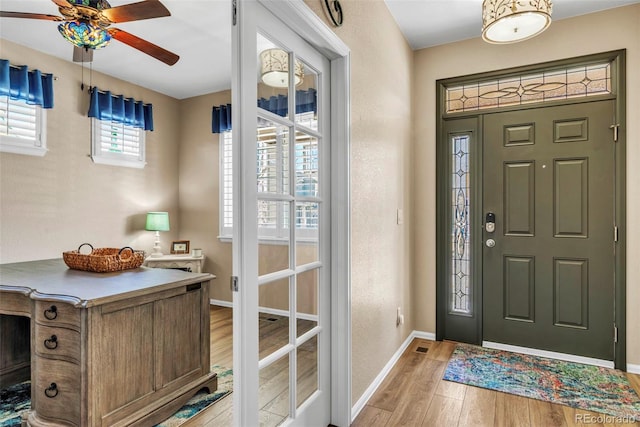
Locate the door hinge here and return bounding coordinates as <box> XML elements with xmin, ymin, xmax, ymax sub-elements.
<box><xmin>610</xmin><ymin>123</ymin><xmax>620</xmax><ymax>142</ymax></box>
<box><xmin>232</xmin><ymin>0</ymin><xmax>237</xmax><ymax>26</ymax></box>
<box><xmin>614</xmin><ymin>325</ymin><xmax>619</xmax><ymax>343</ymax></box>
<box><xmin>614</xmin><ymin>225</ymin><xmax>619</xmax><ymax>242</ymax></box>
<box><xmin>230</xmin><ymin>275</ymin><xmax>239</xmax><ymax>292</ymax></box>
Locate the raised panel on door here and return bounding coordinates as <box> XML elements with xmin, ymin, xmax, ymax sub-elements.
<box><xmin>503</xmin><ymin>162</ymin><xmax>535</xmax><ymax>236</ymax></box>
<box><xmin>503</xmin><ymin>256</ymin><xmax>535</xmax><ymax>322</ymax></box>
<box><xmin>554</xmin><ymin>159</ymin><xmax>588</xmax><ymax>238</ymax></box>
<box><xmin>483</xmin><ymin>100</ymin><xmax>615</xmax><ymax>361</ymax></box>
<box><xmin>554</xmin><ymin>258</ymin><xmax>589</xmax><ymax>329</ymax></box>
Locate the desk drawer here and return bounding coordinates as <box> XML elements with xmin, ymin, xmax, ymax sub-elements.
<box><xmin>34</xmin><ymin>357</ymin><xmax>81</xmax><ymax>426</ymax></box>
<box><xmin>35</xmin><ymin>324</ymin><xmax>81</xmax><ymax>363</ymax></box>
<box><xmin>35</xmin><ymin>301</ymin><xmax>80</xmax><ymax>330</ymax></box>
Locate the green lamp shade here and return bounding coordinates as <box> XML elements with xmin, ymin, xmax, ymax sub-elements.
<box><xmin>145</xmin><ymin>212</ymin><xmax>170</xmax><ymax>231</ymax></box>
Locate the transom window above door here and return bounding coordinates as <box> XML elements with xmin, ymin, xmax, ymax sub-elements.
<box><xmin>445</xmin><ymin>60</ymin><xmax>612</xmax><ymax>113</ymax></box>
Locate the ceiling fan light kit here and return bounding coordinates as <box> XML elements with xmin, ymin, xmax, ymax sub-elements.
<box><xmin>260</xmin><ymin>48</ymin><xmax>304</xmax><ymax>88</ymax></box>
<box><xmin>58</xmin><ymin>21</ymin><xmax>112</xmax><ymax>49</ymax></box>
<box><xmin>0</xmin><ymin>0</ymin><xmax>179</xmax><ymax>65</ymax></box>
<box><xmin>482</xmin><ymin>0</ymin><xmax>553</xmax><ymax>44</ymax></box>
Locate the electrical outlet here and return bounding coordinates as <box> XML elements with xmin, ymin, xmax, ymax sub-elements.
<box><xmin>397</xmin><ymin>208</ymin><xmax>404</xmax><ymax>225</ymax></box>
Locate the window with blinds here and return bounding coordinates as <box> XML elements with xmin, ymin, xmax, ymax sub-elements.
<box><xmin>220</xmin><ymin>130</ymin><xmax>234</xmax><ymax>237</ymax></box>
<box><xmin>91</xmin><ymin>118</ymin><xmax>146</xmax><ymax>168</ymax></box>
<box><xmin>219</xmin><ymin>112</ymin><xmax>319</xmax><ymax>241</ymax></box>
<box><xmin>0</xmin><ymin>95</ymin><xmax>47</xmax><ymax>156</ymax></box>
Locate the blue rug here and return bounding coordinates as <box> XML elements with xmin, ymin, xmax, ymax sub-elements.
<box><xmin>443</xmin><ymin>343</ymin><xmax>640</xmax><ymax>420</ymax></box>
<box><xmin>0</xmin><ymin>366</ymin><xmax>232</xmax><ymax>427</ymax></box>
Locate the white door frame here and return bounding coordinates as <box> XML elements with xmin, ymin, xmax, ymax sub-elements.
<box><xmin>231</xmin><ymin>1</ymin><xmax>351</xmax><ymax>425</ymax></box>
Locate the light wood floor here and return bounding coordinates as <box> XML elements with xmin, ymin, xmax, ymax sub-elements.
<box><xmin>185</xmin><ymin>306</ymin><xmax>318</xmax><ymax>427</ymax></box>
<box><xmin>190</xmin><ymin>307</ymin><xmax>640</xmax><ymax>427</ymax></box>
<box><xmin>353</xmin><ymin>338</ymin><xmax>640</xmax><ymax>427</ymax></box>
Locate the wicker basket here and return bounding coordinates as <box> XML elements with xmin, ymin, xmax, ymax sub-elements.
<box><xmin>63</xmin><ymin>243</ymin><xmax>145</xmax><ymax>273</ymax></box>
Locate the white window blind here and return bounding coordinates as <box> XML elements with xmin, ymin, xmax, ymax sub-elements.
<box><xmin>220</xmin><ymin>130</ymin><xmax>234</xmax><ymax>237</ymax></box>
<box><xmin>0</xmin><ymin>95</ymin><xmax>47</xmax><ymax>156</ymax></box>
<box><xmin>91</xmin><ymin>118</ymin><xmax>146</xmax><ymax>168</ymax></box>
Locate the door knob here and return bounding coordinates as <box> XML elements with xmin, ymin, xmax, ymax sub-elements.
<box><xmin>486</xmin><ymin>239</ymin><xmax>496</xmax><ymax>248</ymax></box>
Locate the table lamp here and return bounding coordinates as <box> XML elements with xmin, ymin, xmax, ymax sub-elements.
<box><xmin>145</xmin><ymin>212</ymin><xmax>170</xmax><ymax>257</ymax></box>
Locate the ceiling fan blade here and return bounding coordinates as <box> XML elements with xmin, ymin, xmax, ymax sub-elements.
<box><xmin>102</xmin><ymin>0</ymin><xmax>170</xmax><ymax>23</ymax></box>
<box><xmin>0</xmin><ymin>11</ymin><xmax>63</xmax><ymax>21</ymax></box>
<box><xmin>108</xmin><ymin>28</ymin><xmax>179</xmax><ymax>66</ymax></box>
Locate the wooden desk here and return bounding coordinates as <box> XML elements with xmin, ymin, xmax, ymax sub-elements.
<box><xmin>0</xmin><ymin>259</ymin><xmax>217</xmax><ymax>427</ymax></box>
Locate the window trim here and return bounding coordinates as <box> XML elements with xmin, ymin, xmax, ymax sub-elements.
<box><xmin>90</xmin><ymin>118</ymin><xmax>146</xmax><ymax>169</ymax></box>
<box><xmin>0</xmin><ymin>97</ymin><xmax>47</xmax><ymax>157</ymax></box>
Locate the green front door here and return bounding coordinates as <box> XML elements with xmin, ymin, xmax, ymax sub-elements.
<box><xmin>482</xmin><ymin>100</ymin><xmax>615</xmax><ymax>360</ymax></box>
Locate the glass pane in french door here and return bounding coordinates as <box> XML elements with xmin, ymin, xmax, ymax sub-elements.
<box><xmin>258</xmin><ymin>34</ymin><xmax>291</xmax><ymax>120</ymax></box>
<box><xmin>296</xmin><ymin>335</ymin><xmax>318</xmax><ymax>409</ymax></box>
<box><xmin>296</xmin><ymin>268</ymin><xmax>318</xmax><ymax>338</ymax></box>
<box><xmin>259</xmin><ymin>278</ymin><xmax>290</xmax><ymax>359</ymax></box>
<box><xmin>259</xmin><ymin>353</ymin><xmax>290</xmax><ymax>426</ymax></box>
<box><xmin>295</xmin><ymin>61</ymin><xmax>318</xmax><ymax>130</ymax></box>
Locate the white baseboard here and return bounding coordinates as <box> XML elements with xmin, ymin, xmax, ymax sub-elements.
<box><xmin>412</xmin><ymin>330</ymin><xmax>436</xmax><ymax>341</ymax></box>
<box><xmin>210</xmin><ymin>298</ymin><xmax>232</xmax><ymax>307</ymax></box>
<box><xmin>482</xmin><ymin>341</ymin><xmax>615</xmax><ymax>369</ymax></box>
<box><xmin>351</xmin><ymin>330</ymin><xmax>436</xmax><ymax>422</ymax></box>
<box><xmin>627</xmin><ymin>363</ymin><xmax>640</xmax><ymax>374</ymax></box>
<box><xmin>209</xmin><ymin>298</ymin><xmax>318</xmax><ymax>322</ymax></box>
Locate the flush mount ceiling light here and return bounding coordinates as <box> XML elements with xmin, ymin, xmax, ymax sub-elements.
<box><xmin>482</xmin><ymin>0</ymin><xmax>553</xmax><ymax>44</ymax></box>
<box><xmin>260</xmin><ymin>48</ymin><xmax>304</xmax><ymax>88</ymax></box>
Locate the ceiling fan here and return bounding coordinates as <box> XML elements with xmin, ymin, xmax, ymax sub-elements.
<box><xmin>0</xmin><ymin>0</ymin><xmax>179</xmax><ymax>65</ymax></box>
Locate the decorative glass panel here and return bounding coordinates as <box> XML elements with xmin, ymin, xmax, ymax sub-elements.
<box><xmin>446</xmin><ymin>62</ymin><xmax>611</xmax><ymax>113</ymax></box>
<box><xmin>451</xmin><ymin>135</ymin><xmax>471</xmax><ymax>314</ymax></box>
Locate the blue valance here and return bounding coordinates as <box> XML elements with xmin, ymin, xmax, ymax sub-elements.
<box><xmin>211</xmin><ymin>88</ymin><xmax>317</xmax><ymax>134</ymax></box>
<box><xmin>88</xmin><ymin>87</ymin><xmax>153</xmax><ymax>131</ymax></box>
<box><xmin>0</xmin><ymin>59</ymin><xmax>54</xmax><ymax>108</ymax></box>
<box><xmin>258</xmin><ymin>88</ymin><xmax>317</xmax><ymax>118</ymax></box>
<box><xmin>212</xmin><ymin>104</ymin><xmax>232</xmax><ymax>134</ymax></box>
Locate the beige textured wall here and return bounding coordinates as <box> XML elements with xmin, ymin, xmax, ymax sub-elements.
<box><xmin>177</xmin><ymin>90</ymin><xmax>232</xmax><ymax>300</ymax></box>
<box><xmin>304</xmin><ymin>0</ymin><xmax>415</xmax><ymax>405</ymax></box>
<box><xmin>0</xmin><ymin>39</ymin><xmax>180</xmax><ymax>262</ymax></box>
<box><xmin>413</xmin><ymin>4</ymin><xmax>640</xmax><ymax>365</ymax></box>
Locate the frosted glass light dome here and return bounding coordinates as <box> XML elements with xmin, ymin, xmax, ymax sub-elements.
<box><xmin>482</xmin><ymin>0</ymin><xmax>553</xmax><ymax>44</ymax></box>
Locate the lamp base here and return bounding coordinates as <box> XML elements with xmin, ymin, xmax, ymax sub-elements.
<box><xmin>149</xmin><ymin>241</ymin><xmax>163</xmax><ymax>257</ymax></box>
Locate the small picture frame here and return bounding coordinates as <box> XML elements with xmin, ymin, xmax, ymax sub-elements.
<box><xmin>171</xmin><ymin>240</ymin><xmax>190</xmax><ymax>254</ymax></box>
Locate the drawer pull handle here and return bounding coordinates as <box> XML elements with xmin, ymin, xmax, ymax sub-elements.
<box><xmin>44</xmin><ymin>383</ymin><xmax>58</xmax><ymax>398</ymax></box>
<box><xmin>44</xmin><ymin>305</ymin><xmax>58</xmax><ymax>320</ymax></box>
<box><xmin>44</xmin><ymin>335</ymin><xmax>58</xmax><ymax>349</ymax></box>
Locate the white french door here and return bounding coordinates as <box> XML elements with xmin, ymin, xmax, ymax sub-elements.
<box><xmin>232</xmin><ymin>1</ymin><xmax>332</xmax><ymax>425</ymax></box>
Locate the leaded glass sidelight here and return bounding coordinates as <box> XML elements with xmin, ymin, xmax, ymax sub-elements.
<box><xmin>451</xmin><ymin>135</ymin><xmax>471</xmax><ymax>314</ymax></box>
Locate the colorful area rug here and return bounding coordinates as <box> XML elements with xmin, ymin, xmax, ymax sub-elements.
<box><xmin>0</xmin><ymin>366</ymin><xmax>232</xmax><ymax>427</ymax></box>
<box><xmin>443</xmin><ymin>343</ymin><xmax>640</xmax><ymax>419</ymax></box>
